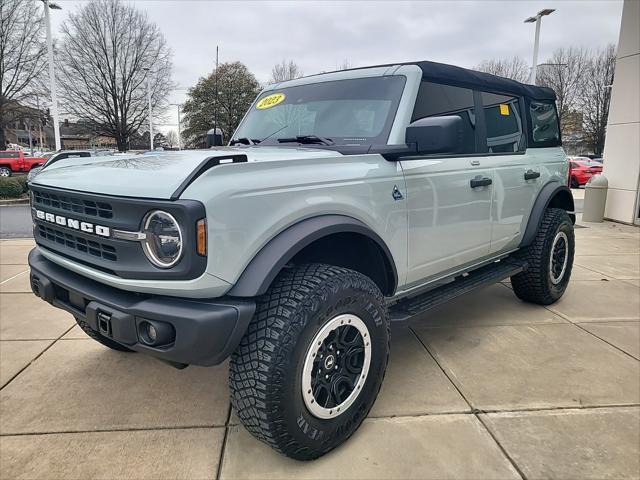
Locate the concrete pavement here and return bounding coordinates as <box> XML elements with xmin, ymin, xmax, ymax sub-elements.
<box><xmin>0</xmin><ymin>217</ymin><xmax>638</xmax><ymax>479</ymax></box>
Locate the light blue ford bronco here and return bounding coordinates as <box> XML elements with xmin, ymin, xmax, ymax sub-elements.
<box><xmin>28</xmin><ymin>60</ymin><xmax>574</xmax><ymax>460</ymax></box>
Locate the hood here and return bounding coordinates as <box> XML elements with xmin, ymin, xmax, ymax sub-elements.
<box><xmin>31</xmin><ymin>146</ymin><xmax>342</xmax><ymax>199</ymax></box>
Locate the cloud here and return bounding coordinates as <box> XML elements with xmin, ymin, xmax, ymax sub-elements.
<box><xmin>49</xmin><ymin>0</ymin><xmax>624</xmax><ymax>133</ymax></box>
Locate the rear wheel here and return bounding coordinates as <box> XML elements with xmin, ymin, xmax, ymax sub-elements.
<box><xmin>570</xmin><ymin>176</ymin><xmax>579</xmax><ymax>188</ymax></box>
<box><xmin>74</xmin><ymin>317</ymin><xmax>134</xmax><ymax>352</ymax></box>
<box><xmin>0</xmin><ymin>167</ymin><xmax>11</xmax><ymax>177</ymax></box>
<box><xmin>511</xmin><ymin>208</ymin><xmax>574</xmax><ymax>305</ymax></box>
<box><xmin>229</xmin><ymin>264</ymin><xmax>389</xmax><ymax>460</ymax></box>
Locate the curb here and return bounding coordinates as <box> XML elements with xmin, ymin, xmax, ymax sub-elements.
<box><xmin>0</xmin><ymin>197</ymin><xmax>29</xmax><ymax>206</ymax></box>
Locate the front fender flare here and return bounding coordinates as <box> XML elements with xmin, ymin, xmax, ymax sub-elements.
<box><xmin>520</xmin><ymin>182</ymin><xmax>575</xmax><ymax>247</ymax></box>
<box><xmin>227</xmin><ymin>215</ymin><xmax>398</xmax><ymax>297</ymax></box>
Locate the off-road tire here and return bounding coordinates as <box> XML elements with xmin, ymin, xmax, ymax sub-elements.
<box><xmin>511</xmin><ymin>208</ymin><xmax>574</xmax><ymax>305</ymax></box>
<box><xmin>229</xmin><ymin>263</ymin><xmax>389</xmax><ymax>460</ymax></box>
<box><xmin>75</xmin><ymin>317</ymin><xmax>134</xmax><ymax>352</ymax></box>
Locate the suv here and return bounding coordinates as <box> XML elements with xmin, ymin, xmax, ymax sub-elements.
<box><xmin>28</xmin><ymin>61</ymin><xmax>574</xmax><ymax>460</ymax></box>
<box><xmin>0</xmin><ymin>150</ymin><xmax>46</xmax><ymax>176</ymax></box>
<box><xmin>27</xmin><ymin>150</ymin><xmax>109</xmax><ymax>182</ymax></box>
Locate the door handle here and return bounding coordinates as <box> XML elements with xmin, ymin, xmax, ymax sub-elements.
<box><xmin>470</xmin><ymin>176</ymin><xmax>492</xmax><ymax>188</ymax></box>
<box><xmin>524</xmin><ymin>170</ymin><xmax>541</xmax><ymax>180</ymax></box>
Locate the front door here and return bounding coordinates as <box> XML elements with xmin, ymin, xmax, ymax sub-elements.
<box><xmin>401</xmin><ymin>157</ymin><xmax>493</xmax><ymax>285</ymax></box>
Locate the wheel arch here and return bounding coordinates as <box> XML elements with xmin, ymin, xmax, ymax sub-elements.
<box><xmin>520</xmin><ymin>182</ymin><xmax>575</xmax><ymax>248</ymax></box>
<box><xmin>227</xmin><ymin>215</ymin><xmax>398</xmax><ymax>297</ymax></box>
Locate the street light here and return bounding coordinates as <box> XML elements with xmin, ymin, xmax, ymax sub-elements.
<box><xmin>143</xmin><ymin>67</ymin><xmax>153</xmax><ymax>150</ymax></box>
<box><xmin>41</xmin><ymin>0</ymin><xmax>62</xmax><ymax>151</ymax></box>
<box><xmin>169</xmin><ymin>103</ymin><xmax>182</xmax><ymax>150</ymax></box>
<box><xmin>525</xmin><ymin>8</ymin><xmax>555</xmax><ymax>84</ymax></box>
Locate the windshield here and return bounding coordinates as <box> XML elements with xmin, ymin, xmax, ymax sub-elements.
<box><xmin>232</xmin><ymin>76</ymin><xmax>406</xmax><ymax>146</ymax></box>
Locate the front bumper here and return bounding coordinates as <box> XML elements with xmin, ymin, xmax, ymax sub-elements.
<box><xmin>28</xmin><ymin>248</ymin><xmax>255</xmax><ymax>367</ymax></box>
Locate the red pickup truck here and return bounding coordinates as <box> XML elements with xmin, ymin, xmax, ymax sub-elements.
<box><xmin>0</xmin><ymin>150</ymin><xmax>46</xmax><ymax>177</ymax></box>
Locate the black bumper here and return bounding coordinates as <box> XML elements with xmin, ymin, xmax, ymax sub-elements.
<box><xmin>28</xmin><ymin>248</ymin><xmax>255</xmax><ymax>367</ymax></box>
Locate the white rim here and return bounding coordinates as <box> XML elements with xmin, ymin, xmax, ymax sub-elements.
<box><xmin>301</xmin><ymin>314</ymin><xmax>371</xmax><ymax>419</ymax></box>
<box><xmin>549</xmin><ymin>231</ymin><xmax>569</xmax><ymax>284</ymax></box>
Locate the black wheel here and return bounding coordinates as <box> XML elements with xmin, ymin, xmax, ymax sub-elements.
<box><xmin>75</xmin><ymin>317</ymin><xmax>135</xmax><ymax>352</ymax></box>
<box><xmin>229</xmin><ymin>263</ymin><xmax>389</xmax><ymax>460</ymax></box>
<box><xmin>570</xmin><ymin>176</ymin><xmax>579</xmax><ymax>188</ymax></box>
<box><xmin>0</xmin><ymin>167</ymin><xmax>11</xmax><ymax>177</ymax></box>
<box><xmin>511</xmin><ymin>208</ymin><xmax>574</xmax><ymax>305</ymax></box>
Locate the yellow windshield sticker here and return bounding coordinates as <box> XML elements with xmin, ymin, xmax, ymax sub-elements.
<box><xmin>256</xmin><ymin>93</ymin><xmax>286</xmax><ymax>110</ymax></box>
<box><xmin>499</xmin><ymin>104</ymin><xmax>510</xmax><ymax>116</ymax></box>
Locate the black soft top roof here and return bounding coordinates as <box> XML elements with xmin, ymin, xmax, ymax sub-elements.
<box><xmin>416</xmin><ymin>60</ymin><xmax>555</xmax><ymax>101</ymax></box>
<box><xmin>311</xmin><ymin>60</ymin><xmax>556</xmax><ymax>101</ymax></box>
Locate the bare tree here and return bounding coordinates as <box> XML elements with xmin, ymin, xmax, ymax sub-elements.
<box><xmin>338</xmin><ymin>59</ymin><xmax>355</xmax><ymax>71</ymax></box>
<box><xmin>0</xmin><ymin>0</ymin><xmax>47</xmax><ymax>149</ymax></box>
<box><xmin>475</xmin><ymin>56</ymin><xmax>529</xmax><ymax>83</ymax></box>
<box><xmin>536</xmin><ymin>47</ymin><xmax>589</xmax><ymax>127</ymax></box>
<box><xmin>165</xmin><ymin>130</ymin><xmax>178</xmax><ymax>148</ymax></box>
<box><xmin>56</xmin><ymin>0</ymin><xmax>173</xmax><ymax>151</ymax></box>
<box><xmin>579</xmin><ymin>44</ymin><xmax>616</xmax><ymax>155</ymax></box>
<box><xmin>269</xmin><ymin>60</ymin><xmax>304</xmax><ymax>84</ymax></box>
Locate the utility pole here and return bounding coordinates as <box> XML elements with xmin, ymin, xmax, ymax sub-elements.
<box><xmin>144</xmin><ymin>67</ymin><xmax>153</xmax><ymax>150</ymax></box>
<box><xmin>169</xmin><ymin>103</ymin><xmax>182</xmax><ymax>150</ymax></box>
<box><xmin>41</xmin><ymin>0</ymin><xmax>62</xmax><ymax>151</ymax></box>
<box><xmin>36</xmin><ymin>94</ymin><xmax>43</xmax><ymax>151</ymax></box>
<box><xmin>214</xmin><ymin>45</ymin><xmax>219</xmax><ymax>146</ymax></box>
<box><xmin>525</xmin><ymin>9</ymin><xmax>555</xmax><ymax>84</ymax></box>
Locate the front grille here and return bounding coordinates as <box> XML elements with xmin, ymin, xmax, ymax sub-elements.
<box><xmin>33</xmin><ymin>190</ymin><xmax>113</xmax><ymax>219</ymax></box>
<box><xmin>38</xmin><ymin>225</ymin><xmax>117</xmax><ymax>262</ymax></box>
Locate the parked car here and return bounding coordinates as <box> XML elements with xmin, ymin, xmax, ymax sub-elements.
<box><xmin>27</xmin><ymin>150</ymin><xmax>112</xmax><ymax>182</ymax></box>
<box><xmin>0</xmin><ymin>150</ymin><xmax>46</xmax><ymax>177</ymax></box>
<box><xmin>568</xmin><ymin>157</ymin><xmax>603</xmax><ymax>188</ymax></box>
<box><xmin>28</xmin><ymin>60</ymin><xmax>574</xmax><ymax>460</ymax></box>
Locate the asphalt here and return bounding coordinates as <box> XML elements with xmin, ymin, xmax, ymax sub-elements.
<box><xmin>0</xmin><ymin>205</ymin><xmax>33</xmax><ymax>239</ymax></box>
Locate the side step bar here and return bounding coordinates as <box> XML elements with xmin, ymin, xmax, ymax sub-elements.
<box><xmin>388</xmin><ymin>259</ymin><xmax>527</xmax><ymax>322</ymax></box>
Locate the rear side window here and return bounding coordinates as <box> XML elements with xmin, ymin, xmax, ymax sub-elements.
<box><xmin>0</xmin><ymin>152</ymin><xmax>19</xmax><ymax>158</ymax></box>
<box><xmin>481</xmin><ymin>92</ymin><xmax>525</xmax><ymax>153</ymax></box>
<box><xmin>528</xmin><ymin>100</ymin><xmax>561</xmax><ymax>146</ymax></box>
<box><xmin>412</xmin><ymin>81</ymin><xmax>477</xmax><ymax>154</ymax></box>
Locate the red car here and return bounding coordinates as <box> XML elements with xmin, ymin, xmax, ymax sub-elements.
<box><xmin>0</xmin><ymin>150</ymin><xmax>46</xmax><ymax>177</ymax></box>
<box><xmin>568</xmin><ymin>157</ymin><xmax>603</xmax><ymax>188</ymax></box>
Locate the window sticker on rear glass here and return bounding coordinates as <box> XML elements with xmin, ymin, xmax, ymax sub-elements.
<box><xmin>256</xmin><ymin>93</ymin><xmax>286</xmax><ymax>110</ymax></box>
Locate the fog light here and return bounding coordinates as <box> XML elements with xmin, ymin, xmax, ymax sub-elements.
<box><xmin>138</xmin><ymin>320</ymin><xmax>175</xmax><ymax>346</ymax></box>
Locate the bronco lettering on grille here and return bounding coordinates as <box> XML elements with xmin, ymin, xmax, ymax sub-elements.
<box><xmin>34</xmin><ymin>209</ymin><xmax>111</xmax><ymax>238</ymax></box>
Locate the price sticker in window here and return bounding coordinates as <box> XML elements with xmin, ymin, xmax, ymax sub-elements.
<box><xmin>499</xmin><ymin>104</ymin><xmax>510</xmax><ymax>116</ymax></box>
<box><xmin>256</xmin><ymin>93</ymin><xmax>286</xmax><ymax>110</ymax></box>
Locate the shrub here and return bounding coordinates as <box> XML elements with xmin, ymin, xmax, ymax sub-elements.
<box><xmin>0</xmin><ymin>178</ymin><xmax>23</xmax><ymax>199</ymax></box>
<box><xmin>14</xmin><ymin>175</ymin><xmax>28</xmax><ymax>193</ymax></box>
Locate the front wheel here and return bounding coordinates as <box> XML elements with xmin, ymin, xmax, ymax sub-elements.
<box><xmin>229</xmin><ymin>264</ymin><xmax>389</xmax><ymax>460</ymax></box>
<box><xmin>511</xmin><ymin>208</ymin><xmax>574</xmax><ymax>305</ymax></box>
<box><xmin>0</xmin><ymin>167</ymin><xmax>11</xmax><ymax>177</ymax></box>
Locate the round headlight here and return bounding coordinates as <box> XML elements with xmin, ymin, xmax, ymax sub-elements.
<box><xmin>141</xmin><ymin>210</ymin><xmax>183</xmax><ymax>268</ymax></box>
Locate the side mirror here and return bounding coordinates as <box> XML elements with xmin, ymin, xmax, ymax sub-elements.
<box><xmin>405</xmin><ymin>115</ymin><xmax>464</xmax><ymax>155</ymax></box>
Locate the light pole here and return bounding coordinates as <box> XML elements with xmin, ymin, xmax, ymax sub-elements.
<box><xmin>143</xmin><ymin>67</ymin><xmax>153</xmax><ymax>150</ymax></box>
<box><xmin>525</xmin><ymin>8</ymin><xmax>555</xmax><ymax>84</ymax></box>
<box><xmin>41</xmin><ymin>0</ymin><xmax>62</xmax><ymax>151</ymax></box>
<box><xmin>169</xmin><ymin>103</ymin><xmax>182</xmax><ymax>150</ymax></box>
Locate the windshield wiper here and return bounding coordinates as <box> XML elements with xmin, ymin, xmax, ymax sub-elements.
<box><xmin>230</xmin><ymin>137</ymin><xmax>260</xmax><ymax>146</ymax></box>
<box><xmin>277</xmin><ymin>135</ymin><xmax>334</xmax><ymax>146</ymax></box>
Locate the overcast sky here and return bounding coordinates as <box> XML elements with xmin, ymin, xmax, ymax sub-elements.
<box><xmin>50</xmin><ymin>0</ymin><xmax>624</xmax><ymax>134</ymax></box>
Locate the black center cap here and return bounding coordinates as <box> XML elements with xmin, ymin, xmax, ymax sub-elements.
<box><xmin>324</xmin><ymin>355</ymin><xmax>335</xmax><ymax>370</ymax></box>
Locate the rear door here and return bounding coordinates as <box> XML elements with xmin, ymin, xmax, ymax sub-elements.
<box><xmin>401</xmin><ymin>81</ymin><xmax>493</xmax><ymax>285</ymax></box>
<box><xmin>477</xmin><ymin>92</ymin><xmax>539</xmax><ymax>254</ymax></box>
